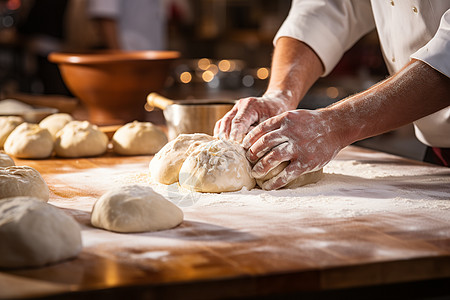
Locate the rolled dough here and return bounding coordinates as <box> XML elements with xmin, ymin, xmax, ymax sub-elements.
<box><xmin>4</xmin><ymin>123</ymin><xmax>53</xmax><ymax>159</ymax></box>
<box><xmin>0</xmin><ymin>166</ymin><xmax>49</xmax><ymax>201</ymax></box>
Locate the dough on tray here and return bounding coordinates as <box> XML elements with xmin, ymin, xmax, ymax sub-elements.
<box><xmin>0</xmin><ymin>166</ymin><xmax>49</xmax><ymax>201</ymax></box>
<box><xmin>4</xmin><ymin>123</ymin><xmax>53</xmax><ymax>159</ymax></box>
<box><xmin>91</xmin><ymin>184</ymin><xmax>183</xmax><ymax>233</ymax></box>
<box><xmin>112</xmin><ymin>121</ymin><xmax>168</xmax><ymax>155</ymax></box>
<box><xmin>0</xmin><ymin>196</ymin><xmax>82</xmax><ymax>269</ymax></box>
<box><xmin>0</xmin><ymin>116</ymin><xmax>24</xmax><ymax>149</ymax></box>
<box><xmin>0</xmin><ymin>152</ymin><xmax>15</xmax><ymax>167</ymax></box>
<box><xmin>39</xmin><ymin>113</ymin><xmax>73</xmax><ymax>139</ymax></box>
<box><xmin>54</xmin><ymin>121</ymin><xmax>108</xmax><ymax>158</ymax></box>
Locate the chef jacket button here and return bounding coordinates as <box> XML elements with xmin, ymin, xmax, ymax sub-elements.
<box><xmin>412</xmin><ymin>6</ymin><xmax>418</xmax><ymax>13</ymax></box>
<box><xmin>391</xmin><ymin>57</ymin><xmax>396</xmax><ymax>63</ymax></box>
<box><xmin>390</xmin><ymin>0</ymin><xmax>395</xmax><ymax>6</ymax></box>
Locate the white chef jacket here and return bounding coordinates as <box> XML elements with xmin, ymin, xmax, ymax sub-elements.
<box><xmin>274</xmin><ymin>0</ymin><xmax>450</xmax><ymax>148</ymax></box>
<box><xmin>88</xmin><ymin>0</ymin><xmax>165</xmax><ymax>51</ymax></box>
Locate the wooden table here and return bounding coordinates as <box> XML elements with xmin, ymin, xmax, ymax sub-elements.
<box><xmin>1</xmin><ymin>146</ymin><xmax>450</xmax><ymax>299</ymax></box>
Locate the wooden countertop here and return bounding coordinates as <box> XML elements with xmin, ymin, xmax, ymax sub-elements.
<box><xmin>1</xmin><ymin>146</ymin><xmax>450</xmax><ymax>299</ymax></box>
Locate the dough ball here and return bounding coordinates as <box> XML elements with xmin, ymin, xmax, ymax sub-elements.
<box><xmin>0</xmin><ymin>196</ymin><xmax>82</xmax><ymax>268</ymax></box>
<box><xmin>0</xmin><ymin>152</ymin><xmax>15</xmax><ymax>167</ymax></box>
<box><xmin>54</xmin><ymin>121</ymin><xmax>108</xmax><ymax>158</ymax></box>
<box><xmin>39</xmin><ymin>113</ymin><xmax>73</xmax><ymax>139</ymax></box>
<box><xmin>0</xmin><ymin>116</ymin><xmax>24</xmax><ymax>148</ymax></box>
<box><xmin>255</xmin><ymin>161</ymin><xmax>324</xmax><ymax>190</ymax></box>
<box><xmin>150</xmin><ymin>133</ymin><xmax>215</xmax><ymax>185</ymax></box>
<box><xmin>179</xmin><ymin>139</ymin><xmax>256</xmax><ymax>193</ymax></box>
<box><xmin>112</xmin><ymin>121</ymin><xmax>168</xmax><ymax>156</ymax></box>
<box><xmin>0</xmin><ymin>166</ymin><xmax>49</xmax><ymax>201</ymax></box>
<box><xmin>91</xmin><ymin>184</ymin><xmax>183</xmax><ymax>233</ymax></box>
<box><xmin>4</xmin><ymin>123</ymin><xmax>53</xmax><ymax>159</ymax></box>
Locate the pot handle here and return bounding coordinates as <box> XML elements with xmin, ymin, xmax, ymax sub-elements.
<box><xmin>146</xmin><ymin>93</ymin><xmax>174</xmax><ymax>111</ymax></box>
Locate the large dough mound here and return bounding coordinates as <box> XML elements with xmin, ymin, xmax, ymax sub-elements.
<box><xmin>112</xmin><ymin>121</ymin><xmax>168</xmax><ymax>155</ymax></box>
<box><xmin>0</xmin><ymin>197</ymin><xmax>82</xmax><ymax>268</ymax></box>
<box><xmin>150</xmin><ymin>133</ymin><xmax>215</xmax><ymax>185</ymax></box>
<box><xmin>179</xmin><ymin>139</ymin><xmax>256</xmax><ymax>193</ymax></box>
<box><xmin>0</xmin><ymin>166</ymin><xmax>49</xmax><ymax>201</ymax></box>
<box><xmin>0</xmin><ymin>152</ymin><xmax>15</xmax><ymax>167</ymax></box>
<box><xmin>91</xmin><ymin>184</ymin><xmax>183</xmax><ymax>233</ymax></box>
<box><xmin>0</xmin><ymin>116</ymin><xmax>24</xmax><ymax>148</ymax></box>
<box><xmin>255</xmin><ymin>162</ymin><xmax>324</xmax><ymax>190</ymax></box>
<box><xmin>4</xmin><ymin>123</ymin><xmax>53</xmax><ymax>159</ymax></box>
<box><xmin>39</xmin><ymin>113</ymin><xmax>73</xmax><ymax>139</ymax></box>
<box><xmin>54</xmin><ymin>121</ymin><xmax>108</xmax><ymax>158</ymax></box>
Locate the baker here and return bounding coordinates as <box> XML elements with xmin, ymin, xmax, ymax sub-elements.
<box><xmin>214</xmin><ymin>1</ymin><xmax>450</xmax><ymax>190</ymax></box>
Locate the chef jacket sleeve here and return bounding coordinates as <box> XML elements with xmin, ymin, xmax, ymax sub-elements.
<box><xmin>411</xmin><ymin>9</ymin><xmax>450</xmax><ymax>78</ymax></box>
<box><xmin>274</xmin><ymin>0</ymin><xmax>375</xmax><ymax>76</ymax></box>
<box><xmin>87</xmin><ymin>0</ymin><xmax>120</xmax><ymax>18</ymax></box>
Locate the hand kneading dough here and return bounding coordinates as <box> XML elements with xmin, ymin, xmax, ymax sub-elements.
<box><xmin>39</xmin><ymin>113</ymin><xmax>73</xmax><ymax>139</ymax></box>
<box><xmin>0</xmin><ymin>166</ymin><xmax>49</xmax><ymax>201</ymax></box>
<box><xmin>255</xmin><ymin>161</ymin><xmax>324</xmax><ymax>190</ymax></box>
<box><xmin>179</xmin><ymin>139</ymin><xmax>256</xmax><ymax>193</ymax></box>
<box><xmin>0</xmin><ymin>197</ymin><xmax>82</xmax><ymax>268</ymax></box>
<box><xmin>0</xmin><ymin>116</ymin><xmax>24</xmax><ymax>148</ymax></box>
<box><xmin>91</xmin><ymin>184</ymin><xmax>183</xmax><ymax>233</ymax></box>
<box><xmin>0</xmin><ymin>152</ymin><xmax>15</xmax><ymax>167</ymax></box>
<box><xmin>150</xmin><ymin>133</ymin><xmax>215</xmax><ymax>185</ymax></box>
<box><xmin>55</xmin><ymin>121</ymin><xmax>108</xmax><ymax>157</ymax></box>
<box><xmin>4</xmin><ymin>123</ymin><xmax>53</xmax><ymax>159</ymax></box>
<box><xmin>112</xmin><ymin>121</ymin><xmax>168</xmax><ymax>155</ymax></box>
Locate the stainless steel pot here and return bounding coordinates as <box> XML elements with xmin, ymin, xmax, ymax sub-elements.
<box><xmin>146</xmin><ymin>93</ymin><xmax>235</xmax><ymax>140</ymax></box>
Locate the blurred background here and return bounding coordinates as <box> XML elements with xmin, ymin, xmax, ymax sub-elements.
<box><xmin>0</xmin><ymin>0</ymin><xmax>426</xmax><ymax>160</ymax></box>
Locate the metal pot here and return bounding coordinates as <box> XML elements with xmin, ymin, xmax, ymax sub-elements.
<box><xmin>146</xmin><ymin>93</ymin><xmax>235</xmax><ymax>140</ymax></box>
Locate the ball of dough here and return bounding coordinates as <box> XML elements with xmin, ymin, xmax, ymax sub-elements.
<box><xmin>0</xmin><ymin>116</ymin><xmax>24</xmax><ymax>148</ymax></box>
<box><xmin>39</xmin><ymin>113</ymin><xmax>73</xmax><ymax>139</ymax></box>
<box><xmin>179</xmin><ymin>139</ymin><xmax>256</xmax><ymax>193</ymax></box>
<box><xmin>112</xmin><ymin>121</ymin><xmax>168</xmax><ymax>155</ymax></box>
<box><xmin>0</xmin><ymin>196</ymin><xmax>82</xmax><ymax>268</ymax></box>
<box><xmin>0</xmin><ymin>166</ymin><xmax>49</xmax><ymax>201</ymax></box>
<box><xmin>91</xmin><ymin>184</ymin><xmax>183</xmax><ymax>233</ymax></box>
<box><xmin>0</xmin><ymin>152</ymin><xmax>15</xmax><ymax>167</ymax></box>
<box><xmin>4</xmin><ymin>123</ymin><xmax>53</xmax><ymax>159</ymax></box>
<box><xmin>54</xmin><ymin>121</ymin><xmax>108</xmax><ymax>158</ymax></box>
<box><xmin>150</xmin><ymin>133</ymin><xmax>215</xmax><ymax>185</ymax></box>
<box><xmin>255</xmin><ymin>162</ymin><xmax>324</xmax><ymax>190</ymax></box>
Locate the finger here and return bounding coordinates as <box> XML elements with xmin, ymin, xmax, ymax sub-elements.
<box><xmin>242</xmin><ymin>114</ymin><xmax>284</xmax><ymax>150</ymax></box>
<box><xmin>251</xmin><ymin>142</ymin><xmax>290</xmax><ymax>179</ymax></box>
<box><xmin>214</xmin><ymin>108</ymin><xmax>237</xmax><ymax>139</ymax></box>
<box><xmin>261</xmin><ymin>161</ymin><xmax>306</xmax><ymax>190</ymax></box>
<box><xmin>228</xmin><ymin>105</ymin><xmax>259</xmax><ymax>143</ymax></box>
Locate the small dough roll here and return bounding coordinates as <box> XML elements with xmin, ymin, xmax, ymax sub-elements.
<box><xmin>91</xmin><ymin>184</ymin><xmax>183</xmax><ymax>233</ymax></box>
<box><xmin>150</xmin><ymin>133</ymin><xmax>215</xmax><ymax>185</ymax></box>
<box><xmin>179</xmin><ymin>139</ymin><xmax>256</xmax><ymax>193</ymax></box>
<box><xmin>0</xmin><ymin>152</ymin><xmax>15</xmax><ymax>167</ymax></box>
<box><xmin>4</xmin><ymin>123</ymin><xmax>53</xmax><ymax>159</ymax></box>
<box><xmin>0</xmin><ymin>166</ymin><xmax>49</xmax><ymax>201</ymax></box>
<box><xmin>55</xmin><ymin>121</ymin><xmax>108</xmax><ymax>158</ymax></box>
<box><xmin>112</xmin><ymin>121</ymin><xmax>168</xmax><ymax>155</ymax></box>
<box><xmin>39</xmin><ymin>113</ymin><xmax>73</xmax><ymax>139</ymax></box>
<box><xmin>255</xmin><ymin>162</ymin><xmax>324</xmax><ymax>190</ymax></box>
<box><xmin>0</xmin><ymin>116</ymin><xmax>24</xmax><ymax>148</ymax></box>
<box><xmin>0</xmin><ymin>197</ymin><xmax>82</xmax><ymax>269</ymax></box>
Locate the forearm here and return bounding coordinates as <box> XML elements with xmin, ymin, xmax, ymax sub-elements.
<box><xmin>266</xmin><ymin>37</ymin><xmax>324</xmax><ymax>109</ymax></box>
<box><xmin>326</xmin><ymin>59</ymin><xmax>450</xmax><ymax>147</ymax></box>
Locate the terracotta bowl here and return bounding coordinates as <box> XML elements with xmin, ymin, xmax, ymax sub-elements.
<box><xmin>48</xmin><ymin>51</ymin><xmax>180</xmax><ymax>125</ymax></box>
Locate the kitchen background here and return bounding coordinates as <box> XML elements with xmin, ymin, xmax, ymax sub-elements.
<box><xmin>0</xmin><ymin>0</ymin><xmax>426</xmax><ymax>160</ymax></box>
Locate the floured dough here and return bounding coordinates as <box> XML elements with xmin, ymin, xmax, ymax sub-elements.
<box><xmin>255</xmin><ymin>161</ymin><xmax>324</xmax><ymax>190</ymax></box>
<box><xmin>179</xmin><ymin>139</ymin><xmax>256</xmax><ymax>193</ymax></box>
<box><xmin>0</xmin><ymin>166</ymin><xmax>49</xmax><ymax>201</ymax></box>
<box><xmin>112</xmin><ymin>121</ymin><xmax>168</xmax><ymax>155</ymax></box>
<box><xmin>0</xmin><ymin>196</ymin><xmax>82</xmax><ymax>268</ymax></box>
<box><xmin>4</xmin><ymin>123</ymin><xmax>53</xmax><ymax>159</ymax></box>
<box><xmin>39</xmin><ymin>113</ymin><xmax>73</xmax><ymax>139</ymax></box>
<box><xmin>54</xmin><ymin>121</ymin><xmax>108</xmax><ymax>157</ymax></box>
<box><xmin>0</xmin><ymin>116</ymin><xmax>24</xmax><ymax>148</ymax></box>
<box><xmin>150</xmin><ymin>133</ymin><xmax>215</xmax><ymax>185</ymax></box>
<box><xmin>0</xmin><ymin>152</ymin><xmax>15</xmax><ymax>167</ymax></box>
<box><xmin>91</xmin><ymin>184</ymin><xmax>183</xmax><ymax>233</ymax></box>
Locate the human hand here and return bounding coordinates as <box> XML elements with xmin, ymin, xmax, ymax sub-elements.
<box><xmin>242</xmin><ymin>109</ymin><xmax>345</xmax><ymax>190</ymax></box>
<box><xmin>214</xmin><ymin>91</ymin><xmax>293</xmax><ymax>143</ymax></box>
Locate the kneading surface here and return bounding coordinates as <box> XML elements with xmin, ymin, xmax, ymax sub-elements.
<box><xmin>4</xmin><ymin>123</ymin><xmax>53</xmax><ymax>159</ymax></box>
<box><xmin>39</xmin><ymin>113</ymin><xmax>73</xmax><ymax>139</ymax></box>
<box><xmin>0</xmin><ymin>116</ymin><xmax>24</xmax><ymax>148</ymax></box>
<box><xmin>112</xmin><ymin>121</ymin><xmax>168</xmax><ymax>155</ymax></box>
<box><xmin>54</xmin><ymin>121</ymin><xmax>108</xmax><ymax>158</ymax></box>
<box><xmin>0</xmin><ymin>166</ymin><xmax>49</xmax><ymax>201</ymax></box>
<box><xmin>179</xmin><ymin>139</ymin><xmax>256</xmax><ymax>193</ymax></box>
<box><xmin>91</xmin><ymin>184</ymin><xmax>183</xmax><ymax>233</ymax></box>
<box><xmin>0</xmin><ymin>197</ymin><xmax>82</xmax><ymax>268</ymax></box>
